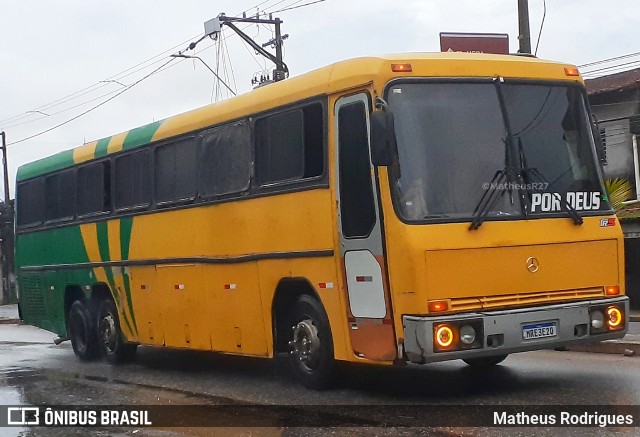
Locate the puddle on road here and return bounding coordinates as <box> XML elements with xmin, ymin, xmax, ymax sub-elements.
<box><xmin>0</xmin><ymin>375</ymin><xmax>27</xmax><ymax>437</ymax></box>
<box><xmin>0</xmin><ymin>364</ymin><xmax>279</xmax><ymax>437</ymax></box>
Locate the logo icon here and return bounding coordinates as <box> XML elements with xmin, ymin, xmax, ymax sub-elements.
<box><xmin>7</xmin><ymin>407</ymin><xmax>40</xmax><ymax>425</ymax></box>
<box><xmin>600</xmin><ymin>218</ymin><xmax>616</xmax><ymax>227</ymax></box>
<box><xmin>526</xmin><ymin>256</ymin><xmax>540</xmax><ymax>273</ymax></box>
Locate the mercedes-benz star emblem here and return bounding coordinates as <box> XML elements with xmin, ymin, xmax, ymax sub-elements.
<box><xmin>526</xmin><ymin>256</ymin><xmax>540</xmax><ymax>273</ymax></box>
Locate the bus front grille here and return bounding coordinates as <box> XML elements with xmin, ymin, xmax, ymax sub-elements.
<box><xmin>449</xmin><ymin>287</ymin><xmax>605</xmax><ymax>312</ymax></box>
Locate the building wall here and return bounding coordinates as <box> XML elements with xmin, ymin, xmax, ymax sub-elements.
<box><xmin>589</xmin><ymin>89</ymin><xmax>640</xmax><ymax>195</ymax></box>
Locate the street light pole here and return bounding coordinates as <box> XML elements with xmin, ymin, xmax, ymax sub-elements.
<box><xmin>518</xmin><ymin>0</ymin><xmax>532</xmax><ymax>54</ymax></box>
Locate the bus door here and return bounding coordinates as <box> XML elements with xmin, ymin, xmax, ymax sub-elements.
<box><xmin>335</xmin><ymin>94</ymin><xmax>397</xmax><ymax>361</ymax></box>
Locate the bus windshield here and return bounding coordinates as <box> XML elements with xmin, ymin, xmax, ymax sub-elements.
<box><xmin>387</xmin><ymin>81</ymin><xmax>610</xmax><ymax>222</ymax></box>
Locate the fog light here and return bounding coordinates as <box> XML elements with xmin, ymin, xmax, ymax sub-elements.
<box><xmin>460</xmin><ymin>325</ymin><xmax>476</xmax><ymax>345</ymax></box>
<box><xmin>435</xmin><ymin>325</ymin><xmax>454</xmax><ymax>348</ymax></box>
<box><xmin>607</xmin><ymin>307</ymin><xmax>623</xmax><ymax>328</ymax></box>
<box><xmin>591</xmin><ymin>310</ymin><xmax>604</xmax><ymax>329</ymax></box>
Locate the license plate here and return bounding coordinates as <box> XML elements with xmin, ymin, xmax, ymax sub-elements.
<box><xmin>522</xmin><ymin>322</ymin><xmax>557</xmax><ymax>340</ymax></box>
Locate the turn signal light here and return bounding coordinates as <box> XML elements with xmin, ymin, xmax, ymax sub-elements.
<box><xmin>564</xmin><ymin>67</ymin><xmax>580</xmax><ymax>77</ymax></box>
<box><xmin>391</xmin><ymin>63</ymin><xmax>412</xmax><ymax>72</ymax></box>
<box><xmin>429</xmin><ymin>300</ymin><xmax>449</xmax><ymax>313</ymax></box>
<box><xmin>605</xmin><ymin>285</ymin><xmax>620</xmax><ymax>296</ymax></box>
<box><xmin>607</xmin><ymin>306</ymin><xmax>623</xmax><ymax>329</ymax></box>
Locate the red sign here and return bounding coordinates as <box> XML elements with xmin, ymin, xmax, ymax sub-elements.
<box><xmin>440</xmin><ymin>32</ymin><xmax>510</xmax><ymax>55</ymax></box>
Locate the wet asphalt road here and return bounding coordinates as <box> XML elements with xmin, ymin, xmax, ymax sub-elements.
<box><xmin>1</xmin><ymin>324</ymin><xmax>640</xmax><ymax>436</ymax></box>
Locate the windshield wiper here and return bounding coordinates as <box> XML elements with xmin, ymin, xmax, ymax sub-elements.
<box><xmin>518</xmin><ymin>139</ymin><xmax>583</xmax><ymax>225</ymax></box>
<box><xmin>469</xmin><ymin>164</ymin><xmax>510</xmax><ymax>230</ymax></box>
<box><xmin>470</xmin><ymin>77</ymin><xmax>525</xmax><ymax>231</ymax></box>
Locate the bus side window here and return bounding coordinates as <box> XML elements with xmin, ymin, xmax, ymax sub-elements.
<box><xmin>338</xmin><ymin>101</ymin><xmax>376</xmax><ymax>238</ymax></box>
<box><xmin>114</xmin><ymin>150</ymin><xmax>151</xmax><ymax>210</ymax></box>
<box><xmin>77</xmin><ymin>161</ymin><xmax>111</xmax><ymax>216</ymax></box>
<box><xmin>16</xmin><ymin>179</ymin><xmax>45</xmax><ymax>228</ymax></box>
<box><xmin>45</xmin><ymin>170</ymin><xmax>76</xmax><ymax>222</ymax></box>
<box><xmin>155</xmin><ymin>138</ymin><xmax>197</xmax><ymax>204</ymax></box>
<box><xmin>199</xmin><ymin>123</ymin><xmax>252</xmax><ymax>197</ymax></box>
<box><xmin>255</xmin><ymin>102</ymin><xmax>324</xmax><ymax>186</ymax></box>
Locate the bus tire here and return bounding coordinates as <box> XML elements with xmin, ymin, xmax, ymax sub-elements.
<box><xmin>463</xmin><ymin>354</ymin><xmax>508</xmax><ymax>368</ymax></box>
<box><xmin>288</xmin><ymin>294</ymin><xmax>335</xmax><ymax>390</ymax></box>
<box><xmin>68</xmin><ymin>300</ymin><xmax>99</xmax><ymax>361</ymax></box>
<box><xmin>96</xmin><ymin>299</ymin><xmax>137</xmax><ymax>364</ymax></box>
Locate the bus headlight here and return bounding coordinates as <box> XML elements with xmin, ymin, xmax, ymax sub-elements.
<box><xmin>435</xmin><ymin>325</ymin><xmax>454</xmax><ymax>348</ymax></box>
<box><xmin>590</xmin><ymin>304</ymin><xmax>625</xmax><ymax>334</ymax></box>
<box><xmin>460</xmin><ymin>325</ymin><xmax>476</xmax><ymax>345</ymax></box>
<box><xmin>590</xmin><ymin>310</ymin><xmax>604</xmax><ymax>330</ymax></box>
<box><xmin>608</xmin><ymin>307</ymin><xmax>623</xmax><ymax>329</ymax></box>
<box><xmin>433</xmin><ymin>319</ymin><xmax>483</xmax><ymax>352</ymax></box>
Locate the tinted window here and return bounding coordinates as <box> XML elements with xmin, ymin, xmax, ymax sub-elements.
<box><xmin>115</xmin><ymin>150</ymin><xmax>151</xmax><ymax>209</ymax></box>
<box><xmin>199</xmin><ymin>123</ymin><xmax>251</xmax><ymax>197</ymax></box>
<box><xmin>45</xmin><ymin>170</ymin><xmax>75</xmax><ymax>221</ymax></box>
<box><xmin>17</xmin><ymin>179</ymin><xmax>44</xmax><ymax>227</ymax></box>
<box><xmin>255</xmin><ymin>103</ymin><xmax>324</xmax><ymax>185</ymax></box>
<box><xmin>338</xmin><ymin>102</ymin><xmax>376</xmax><ymax>238</ymax></box>
<box><xmin>77</xmin><ymin>161</ymin><xmax>110</xmax><ymax>215</ymax></box>
<box><xmin>155</xmin><ymin>138</ymin><xmax>197</xmax><ymax>203</ymax></box>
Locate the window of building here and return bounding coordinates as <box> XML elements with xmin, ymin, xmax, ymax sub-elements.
<box><xmin>45</xmin><ymin>170</ymin><xmax>75</xmax><ymax>221</ymax></box>
<box><xmin>77</xmin><ymin>161</ymin><xmax>110</xmax><ymax>216</ymax></box>
<box><xmin>155</xmin><ymin>138</ymin><xmax>197</xmax><ymax>204</ymax></box>
<box><xmin>17</xmin><ymin>179</ymin><xmax>45</xmax><ymax>227</ymax></box>
<box><xmin>255</xmin><ymin>103</ymin><xmax>324</xmax><ymax>185</ymax></box>
<box><xmin>115</xmin><ymin>150</ymin><xmax>151</xmax><ymax>209</ymax></box>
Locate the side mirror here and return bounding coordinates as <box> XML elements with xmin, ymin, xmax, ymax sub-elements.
<box><xmin>370</xmin><ymin>110</ymin><xmax>398</xmax><ymax>167</ymax></box>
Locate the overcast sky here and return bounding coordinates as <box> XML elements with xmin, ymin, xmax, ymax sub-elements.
<box><xmin>0</xmin><ymin>0</ymin><xmax>637</xmax><ymax>197</ymax></box>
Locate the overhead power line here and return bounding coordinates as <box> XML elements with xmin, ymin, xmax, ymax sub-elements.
<box><xmin>8</xmin><ymin>58</ymin><xmax>176</xmax><ymax>146</ymax></box>
<box><xmin>578</xmin><ymin>51</ymin><xmax>640</xmax><ymax>69</ymax></box>
<box><xmin>271</xmin><ymin>0</ymin><xmax>327</xmax><ymax>14</ymax></box>
<box><xmin>0</xmin><ymin>0</ymin><xmax>294</xmax><ymax>128</ymax></box>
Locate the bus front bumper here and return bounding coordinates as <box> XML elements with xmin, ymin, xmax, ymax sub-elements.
<box><xmin>402</xmin><ymin>297</ymin><xmax>629</xmax><ymax>364</ymax></box>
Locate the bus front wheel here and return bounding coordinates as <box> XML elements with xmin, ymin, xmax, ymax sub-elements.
<box><xmin>68</xmin><ymin>300</ymin><xmax>99</xmax><ymax>361</ymax></box>
<box><xmin>463</xmin><ymin>354</ymin><xmax>508</xmax><ymax>368</ymax></box>
<box><xmin>288</xmin><ymin>295</ymin><xmax>335</xmax><ymax>390</ymax></box>
<box><xmin>97</xmin><ymin>299</ymin><xmax>137</xmax><ymax>364</ymax></box>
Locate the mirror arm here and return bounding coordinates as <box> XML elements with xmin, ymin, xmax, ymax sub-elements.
<box><xmin>375</xmin><ymin>97</ymin><xmax>390</xmax><ymax>111</ymax></box>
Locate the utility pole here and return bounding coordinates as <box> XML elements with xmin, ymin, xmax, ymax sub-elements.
<box><xmin>204</xmin><ymin>13</ymin><xmax>289</xmax><ymax>85</ymax></box>
<box><xmin>518</xmin><ymin>0</ymin><xmax>532</xmax><ymax>54</ymax></box>
<box><xmin>0</xmin><ymin>132</ymin><xmax>12</xmax><ymax>305</ymax></box>
<box><xmin>1</xmin><ymin>133</ymin><xmax>9</xmax><ymax>206</ymax></box>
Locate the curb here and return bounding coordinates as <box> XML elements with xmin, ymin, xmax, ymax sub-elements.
<box><xmin>0</xmin><ymin>319</ymin><xmax>21</xmax><ymax>325</ymax></box>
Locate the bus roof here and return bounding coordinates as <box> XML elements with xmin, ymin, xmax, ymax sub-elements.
<box><xmin>17</xmin><ymin>52</ymin><xmax>580</xmax><ymax>181</ymax></box>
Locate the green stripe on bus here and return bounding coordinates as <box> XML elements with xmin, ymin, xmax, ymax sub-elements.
<box><xmin>122</xmin><ymin>271</ymin><xmax>137</xmax><ymax>333</ymax></box>
<box><xmin>122</xmin><ymin>120</ymin><xmax>162</xmax><ymax>150</ymax></box>
<box><xmin>94</xmin><ymin>137</ymin><xmax>112</xmax><ymax>159</ymax></box>
<box><xmin>119</xmin><ymin>217</ymin><xmax>137</xmax><ymax>332</ymax></box>
<box><xmin>120</xmin><ymin>217</ymin><xmax>134</xmax><ymax>260</ymax></box>
<box><xmin>96</xmin><ymin>221</ymin><xmax>133</xmax><ymax>334</ymax></box>
<box><xmin>17</xmin><ymin>149</ymin><xmax>75</xmax><ymax>181</ymax></box>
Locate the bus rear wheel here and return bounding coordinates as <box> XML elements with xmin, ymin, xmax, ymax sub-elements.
<box><xmin>97</xmin><ymin>299</ymin><xmax>137</xmax><ymax>364</ymax></box>
<box><xmin>288</xmin><ymin>295</ymin><xmax>335</xmax><ymax>390</ymax></box>
<box><xmin>463</xmin><ymin>354</ymin><xmax>508</xmax><ymax>368</ymax></box>
<box><xmin>68</xmin><ymin>300</ymin><xmax>99</xmax><ymax>361</ymax></box>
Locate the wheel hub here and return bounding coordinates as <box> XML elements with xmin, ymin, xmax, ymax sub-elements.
<box><xmin>99</xmin><ymin>314</ymin><xmax>117</xmax><ymax>353</ymax></box>
<box><xmin>289</xmin><ymin>319</ymin><xmax>321</xmax><ymax>369</ymax></box>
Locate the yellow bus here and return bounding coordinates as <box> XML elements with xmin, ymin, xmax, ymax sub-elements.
<box><xmin>15</xmin><ymin>53</ymin><xmax>628</xmax><ymax>389</ymax></box>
